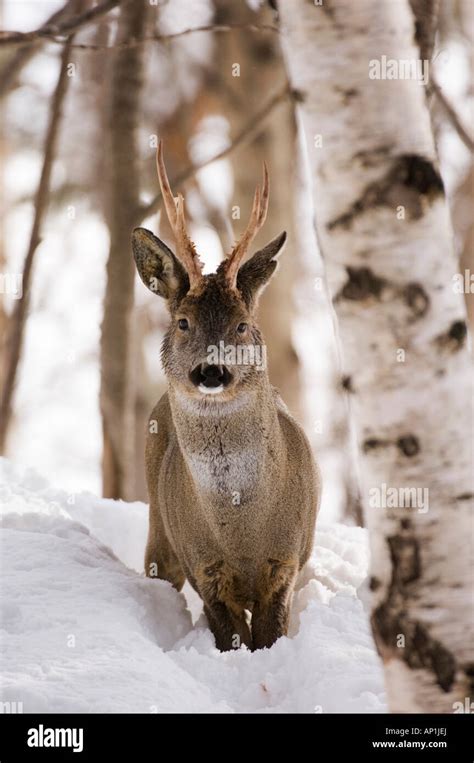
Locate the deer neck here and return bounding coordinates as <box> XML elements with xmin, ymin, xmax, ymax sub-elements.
<box><xmin>168</xmin><ymin>378</ymin><xmax>284</xmax><ymax>504</ymax></box>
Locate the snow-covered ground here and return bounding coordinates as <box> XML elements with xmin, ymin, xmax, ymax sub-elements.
<box><xmin>0</xmin><ymin>459</ymin><xmax>386</xmax><ymax>713</ymax></box>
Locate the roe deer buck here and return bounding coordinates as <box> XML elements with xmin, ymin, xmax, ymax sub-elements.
<box><xmin>132</xmin><ymin>142</ymin><xmax>321</xmax><ymax>651</ymax></box>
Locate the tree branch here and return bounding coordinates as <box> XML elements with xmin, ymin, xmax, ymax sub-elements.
<box><xmin>0</xmin><ymin>0</ymin><xmax>78</xmax><ymax>97</ymax></box>
<box><xmin>432</xmin><ymin>78</ymin><xmax>474</xmax><ymax>152</ymax></box>
<box><xmin>0</xmin><ymin>40</ymin><xmax>73</xmax><ymax>451</ymax></box>
<box><xmin>0</xmin><ymin>19</ymin><xmax>278</xmax><ymax>51</ymax></box>
<box><xmin>408</xmin><ymin>0</ymin><xmax>440</xmax><ymax>62</ymax></box>
<box><xmin>65</xmin><ymin>22</ymin><xmax>279</xmax><ymax>49</ymax></box>
<box><xmin>139</xmin><ymin>84</ymin><xmax>291</xmax><ymax>221</ymax></box>
<box><xmin>0</xmin><ymin>0</ymin><xmax>121</xmax><ymax>46</ymax></box>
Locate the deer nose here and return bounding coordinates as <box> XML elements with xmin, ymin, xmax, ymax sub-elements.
<box><xmin>189</xmin><ymin>363</ymin><xmax>232</xmax><ymax>389</ymax></box>
<box><xmin>202</xmin><ymin>364</ymin><xmax>222</xmax><ymax>383</ymax></box>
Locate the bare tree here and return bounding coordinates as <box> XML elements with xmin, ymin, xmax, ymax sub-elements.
<box><xmin>0</xmin><ymin>38</ymin><xmax>73</xmax><ymax>452</ymax></box>
<box><xmin>279</xmin><ymin>0</ymin><xmax>473</xmax><ymax>712</ymax></box>
<box><xmin>99</xmin><ymin>0</ymin><xmax>147</xmax><ymax>499</ymax></box>
<box><xmin>207</xmin><ymin>0</ymin><xmax>302</xmax><ymax>418</ymax></box>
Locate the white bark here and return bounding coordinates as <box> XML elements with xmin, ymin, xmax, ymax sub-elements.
<box><xmin>279</xmin><ymin>0</ymin><xmax>473</xmax><ymax>712</ymax></box>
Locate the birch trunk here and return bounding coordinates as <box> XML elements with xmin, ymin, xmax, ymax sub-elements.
<box><xmin>279</xmin><ymin>0</ymin><xmax>473</xmax><ymax>712</ymax></box>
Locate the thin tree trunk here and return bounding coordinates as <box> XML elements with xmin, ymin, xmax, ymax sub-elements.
<box><xmin>99</xmin><ymin>0</ymin><xmax>146</xmax><ymax>500</ymax></box>
<box><xmin>211</xmin><ymin>0</ymin><xmax>303</xmax><ymax>419</ymax></box>
<box><xmin>280</xmin><ymin>0</ymin><xmax>473</xmax><ymax>712</ymax></box>
<box><xmin>0</xmin><ymin>38</ymin><xmax>73</xmax><ymax>452</ymax></box>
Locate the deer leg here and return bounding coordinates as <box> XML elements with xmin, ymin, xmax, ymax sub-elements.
<box><xmin>252</xmin><ymin>560</ymin><xmax>297</xmax><ymax>650</ymax></box>
<box><xmin>195</xmin><ymin>561</ymin><xmax>252</xmax><ymax>651</ymax></box>
<box><xmin>204</xmin><ymin>601</ymin><xmax>252</xmax><ymax>652</ymax></box>
<box><xmin>144</xmin><ymin>509</ymin><xmax>185</xmax><ymax>591</ymax></box>
<box><xmin>252</xmin><ymin>590</ymin><xmax>292</xmax><ymax>650</ymax></box>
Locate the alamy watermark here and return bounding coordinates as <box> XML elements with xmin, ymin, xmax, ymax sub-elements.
<box><xmin>369</xmin><ymin>483</ymin><xmax>429</xmax><ymax>513</ymax></box>
<box><xmin>27</xmin><ymin>725</ymin><xmax>83</xmax><ymax>753</ymax></box>
<box><xmin>207</xmin><ymin>341</ymin><xmax>267</xmax><ymax>371</ymax></box>
<box><xmin>0</xmin><ymin>700</ymin><xmax>23</xmax><ymax>713</ymax></box>
<box><xmin>452</xmin><ymin>270</ymin><xmax>474</xmax><ymax>294</ymax></box>
<box><xmin>369</xmin><ymin>56</ymin><xmax>429</xmax><ymax>86</ymax></box>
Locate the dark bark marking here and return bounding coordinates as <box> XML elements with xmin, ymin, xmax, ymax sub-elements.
<box><xmin>337</xmin><ymin>270</ymin><xmax>430</xmax><ymax>323</ymax></box>
<box><xmin>436</xmin><ymin>320</ymin><xmax>467</xmax><ymax>351</ymax></box>
<box><xmin>363</xmin><ymin>435</ymin><xmax>420</xmax><ymax>457</ymax></box>
<box><xmin>399</xmin><ymin>154</ymin><xmax>444</xmax><ymax>195</ymax></box>
<box><xmin>341</xmin><ymin>374</ymin><xmax>354</xmax><ymax>393</ymax></box>
<box><xmin>397</xmin><ymin>434</ymin><xmax>420</xmax><ymax>457</ymax></box>
<box><xmin>403</xmin><ymin>283</ymin><xmax>430</xmax><ymax>319</ymax></box>
<box><xmin>327</xmin><ymin>154</ymin><xmax>443</xmax><ymax>230</ymax></box>
<box><xmin>388</xmin><ymin>535</ymin><xmax>421</xmax><ymax>584</ymax></box>
<box><xmin>354</xmin><ymin>145</ymin><xmax>394</xmax><ymax>168</ymax></box>
<box><xmin>449</xmin><ymin>320</ymin><xmax>467</xmax><ymax>343</ymax></box>
<box><xmin>410</xmin><ymin>622</ymin><xmax>456</xmax><ymax>691</ymax></box>
<box><xmin>339</xmin><ymin>266</ymin><xmax>386</xmax><ymax>301</ymax></box>
<box><xmin>335</xmin><ymin>85</ymin><xmax>359</xmax><ymax>105</ymax></box>
<box><xmin>372</xmin><ymin>530</ymin><xmax>456</xmax><ymax>692</ymax></box>
<box><xmin>363</xmin><ymin>437</ymin><xmax>390</xmax><ymax>453</ymax></box>
<box><xmin>291</xmin><ymin>88</ymin><xmax>307</xmax><ymax>103</ymax></box>
<box><xmin>464</xmin><ymin>662</ymin><xmax>474</xmax><ymax>694</ymax></box>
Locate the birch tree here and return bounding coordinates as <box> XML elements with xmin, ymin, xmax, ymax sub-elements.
<box><xmin>279</xmin><ymin>0</ymin><xmax>473</xmax><ymax>712</ymax></box>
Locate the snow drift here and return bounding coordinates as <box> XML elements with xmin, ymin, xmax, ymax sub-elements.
<box><xmin>0</xmin><ymin>459</ymin><xmax>386</xmax><ymax>713</ymax></box>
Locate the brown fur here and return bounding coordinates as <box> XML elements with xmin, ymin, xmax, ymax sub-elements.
<box><xmin>132</xmin><ymin>226</ymin><xmax>321</xmax><ymax>651</ymax></box>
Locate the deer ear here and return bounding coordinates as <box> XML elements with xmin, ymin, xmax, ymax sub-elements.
<box><xmin>236</xmin><ymin>231</ymin><xmax>287</xmax><ymax>307</ymax></box>
<box><xmin>132</xmin><ymin>227</ymin><xmax>189</xmax><ymax>300</ymax></box>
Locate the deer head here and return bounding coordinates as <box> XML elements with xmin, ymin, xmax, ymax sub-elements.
<box><xmin>132</xmin><ymin>141</ymin><xmax>287</xmax><ymax>400</ymax></box>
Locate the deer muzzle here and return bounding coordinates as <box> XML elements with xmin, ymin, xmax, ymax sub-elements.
<box><xmin>189</xmin><ymin>364</ymin><xmax>233</xmax><ymax>395</ymax></box>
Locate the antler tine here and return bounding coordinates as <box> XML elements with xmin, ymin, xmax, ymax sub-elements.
<box><xmin>175</xmin><ymin>193</ymin><xmax>191</xmax><ymax>253</ymax></box>
<box><xmin>155</xmin><ymin>141</ymin><xmax>203</xmax><ymax>286</ymax></box>
<box><xmin>259</xmin><ymin>160</ymin><xmax>269</xmax><ymax>226</ymax></box>
<box><xmin>224</xmin><ymin>162</ymin><xmax>269</xmax><ymax>287</ymax></box>
<box><xmin>156</xmin><ymin>140</ymin><xmax>178</xmax><ymax>231</ymax></box>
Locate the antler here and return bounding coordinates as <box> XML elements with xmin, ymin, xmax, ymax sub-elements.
<box><xmin>222</xmin><ymin>162</ymin><xmax>269</xmax><ymax>288</ymax></box>
<box><xmin>156</xmin><ymin>140</ymin><xmax>203</xmax><ymax>287</ymax></box>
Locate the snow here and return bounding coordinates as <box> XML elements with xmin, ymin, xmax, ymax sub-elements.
<box><xmin>0</xmin><ymin>459</ymin><xmax>386</xmax><ymax>713</ymax></box>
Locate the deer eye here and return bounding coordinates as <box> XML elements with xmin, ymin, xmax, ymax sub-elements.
<box><xmin>237</xmin><ymin>322</ymin><xmax>248</xmax><ymax>334</ymax></box>
<box><xmin>178</xmin><ymin>318</ymin><xmax>189</xmax><ymax>331</ymax></box>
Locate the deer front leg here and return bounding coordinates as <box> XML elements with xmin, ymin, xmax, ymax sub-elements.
<box><xmin>145</xmin><ymin>506</ymin><xmax>185</xmax><ymax>591</ymax></box>
<box><xmin>204</xmin><ymin>601</ymin><xmax>252</xmax><ymax>652</ymax></box>
<box><xmin>252</xmin><ymin>559</ymin><xmax>298</xmax><ymax>650</ymax></box>
<box><xmin>196</xmin><ymin>561</ymin><xmax>252</xmax><ymax>651</ymax></box>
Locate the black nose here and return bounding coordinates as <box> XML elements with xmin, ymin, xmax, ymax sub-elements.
<box><xmin>189</xmin><ymin>364</ymin><xmax>232</xmax><ymax>388</ymax></box>
<box><xmin>202</xmin><ymin>364</ymin><xmax>221</xmax><ymax>382</ymax></box>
